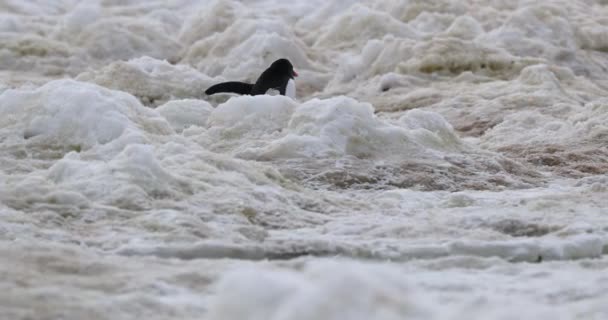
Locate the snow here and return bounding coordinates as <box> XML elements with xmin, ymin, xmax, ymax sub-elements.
<box><xmin>1</xmin><ymin>0</ymin><xmax>608</xmax><ymax>319</ymax></box>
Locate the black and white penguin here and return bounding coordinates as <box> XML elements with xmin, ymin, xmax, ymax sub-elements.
<box><xmin>205</xmin><ymin>58</ymin><xmax>298</xmax><ymax>99</ymax></box>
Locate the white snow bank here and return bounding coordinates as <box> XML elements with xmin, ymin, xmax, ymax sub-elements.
<box><xmin>0</xmin><ymin>79</ymin><xmax>171</xmax><ymax>151</ymax></box>
<box><xmin>207</xmin><ymin>261</ymin><xmax>430</xmax><ymax>320</ymax></box>
<box><xmin>77</xmin><ymin>56</ymin><xmax>216</xmax><ymax>106</ymax></box>
<box><xmin>208</xmin><ymin>95</ymin><xmax>297</xmax><ymax>141</ymax></box>
<box><xmin>156</xmin><ymin>99</ymin><xmax>213</xmax><ymax>132</ymax></box>
<box><xmin>181</xmin><ymin>14</ymin><xmax>309</xmax><ymax>80</ymax></box>
<box><xmin>204</xmin><ymin>95</ymin><xmax>462</xmax><ymax>160</ymax></box>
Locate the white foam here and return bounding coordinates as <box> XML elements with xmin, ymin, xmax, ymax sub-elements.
<box><xmin>156</xmin><ymin>99</ymin><xmax>213</xmax><ymax>132</ymax></box>
<box><xmin>1</xmin><ymin>1</ymin><xmax>608</xmax><ymax>319</ymax></box>
<box><xmin>0</xmin><ymin>79</ymin><xmax>171</xmax><ymax>150</ymax></box>
<box><xmin>207</xmin><ymin>261</ymin><xmax>430</xmax><ymax>320</ymax></box>
<box><xmin>77</xmin><ymin>56</ymin><xmax>216</xmax><ymax>106</ymax></box>
<box><xmin>62</xmin><ymin>1</ymin><xmax>101</xmax><ymax>35</ymax></box>
<box><xmin>207</xmin><ymin>95</ymin><xmax>297</xmax><ymax>146</ymax></box>
<box><xmin>212</xmin><ymin>95</ymin><xmax>462</xmax><ymax>160</ymax></box>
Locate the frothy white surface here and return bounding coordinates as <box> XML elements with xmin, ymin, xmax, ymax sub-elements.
<box><xmin>1</xmin><ymin>1</ymin><xmax>608</xmax><ymax>319</ymax></box>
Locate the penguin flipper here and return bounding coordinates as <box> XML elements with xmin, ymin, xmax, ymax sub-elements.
<box><xmin>205</xmin><ymin>82</ymin><xmax>254</xmax><ymax>95</ymax></box>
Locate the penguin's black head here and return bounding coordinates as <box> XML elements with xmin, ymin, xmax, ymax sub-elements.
<box><xmin>269</xmin><ymin>58</ymin><xmax>298</xmax><ymax>79</ymax></box>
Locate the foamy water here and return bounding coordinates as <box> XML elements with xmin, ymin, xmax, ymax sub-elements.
<box><xmin>1</xmin><ymin>0</ymin><xmax>608</xmax><ymax>319</ymax></box>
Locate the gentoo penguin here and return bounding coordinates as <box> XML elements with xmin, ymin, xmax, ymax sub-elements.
<box><xmin>205</xmin><ymin>59</ymin><xmax>298</xmax><ymax>99</ymax></box>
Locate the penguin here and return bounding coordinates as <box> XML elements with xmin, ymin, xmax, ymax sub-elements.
<box><xmin>205</xmin><ymin>59</ymin><xmax>298</xmax><ymax>99</ymax></box>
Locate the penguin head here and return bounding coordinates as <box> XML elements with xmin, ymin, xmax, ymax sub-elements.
<box><xmin>269</xmin><ymin>58</ymin><xmax>298</xmax><ymax>79</ymax></box>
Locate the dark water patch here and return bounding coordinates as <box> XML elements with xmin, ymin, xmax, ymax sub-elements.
<box><xmin>455</xmin><ymin>118</ymin><xmax>501</xmax><ymax>137</ymax></box>
<box><xmin>498</xmin><ymin>143</ymin><xmax>608</xmax><ymax>177</ymax></box>
<box><xmin>275</xmin><ymin>155</ymin><xmax>542</xmax><ymax>192</ymax></box>
<box><xmin>116</xmin><ymin>237</ymin><xmax>607</xmax><ymax>263</ymax></box>
<box><xmin>372</xmin><ymin>89</ymin><xmax>444</xmax><ymax>113</ymax></box>
<box><xmin>487</xmin><ymin>219</ymin><xmax>561</xmax><ymax>237</ymax></box>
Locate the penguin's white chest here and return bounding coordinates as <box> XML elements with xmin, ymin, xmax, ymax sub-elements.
<box><xmin>286</xmin><ymin>79</ymin><xmax>296</xmax><ymax>99</ymax></box>
<box><xmin>266</xmin><ymin>79</ymin><xmax>296</xmax><ymax>99</ymax></box>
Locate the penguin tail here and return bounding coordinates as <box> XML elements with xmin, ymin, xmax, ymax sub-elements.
<box><xmin>205</xmin><ymin>82</ymin><xmax>253</xmax><ymax>95</ymax></box>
